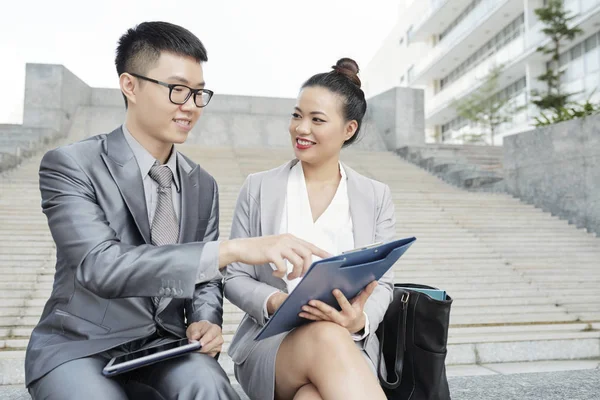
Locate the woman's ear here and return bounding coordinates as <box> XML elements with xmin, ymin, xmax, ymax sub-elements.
<box><xmin>344</xmin><ymin>120</ymin><xmax>358</xmax><ymax>142</ymax></box>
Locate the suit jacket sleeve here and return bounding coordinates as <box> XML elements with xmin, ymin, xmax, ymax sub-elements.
<box><xmin>223</xmin><ymin>175</ymin><xmax>279</xmax><ymax>326</ymax></box>
<box><xmin>359</xmin><ymin>183</ymin><xmax>395</xmax><ymax>347</ymax></box>
<box><xmin>185</xmin><ymin>182</ymin><xmax>224</xmax><ymax>326</ymax></box>
<box><xmin>39</xmin><ymin>148</ymin><xmax>217</xmax><ymax>299</ymax></box>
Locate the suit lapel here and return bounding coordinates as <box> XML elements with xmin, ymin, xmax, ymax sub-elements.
<box><xmin>101</xmin><ymin>128</ymin><xmax>151</xmax><ymax>244</ymax></box>
<box><xmin>177</xmin><ymin>155</ymin><xmax>201</xmax><ymax>244</ymax></box>
<box><xmin>345</xmin><ymin>163</ymin><xmax>376</xmax><ymax>247</ymax></box>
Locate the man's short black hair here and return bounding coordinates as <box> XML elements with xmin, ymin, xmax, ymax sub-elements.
<box><xmin>115</xmin><ymin>21</ymin><xmax>208</xmax><ymax>107</ymax></box>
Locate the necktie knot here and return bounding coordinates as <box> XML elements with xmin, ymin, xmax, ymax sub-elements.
<box><xmin>149</xmin><ymin>163</ymin><xmax>173</xmax><ymax>188</ymax></box>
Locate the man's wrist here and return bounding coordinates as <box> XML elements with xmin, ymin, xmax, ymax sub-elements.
<box><xmin>218</xmin><ymin>239</ymin><xmax>241</xmax><ymax>269</ymax></box>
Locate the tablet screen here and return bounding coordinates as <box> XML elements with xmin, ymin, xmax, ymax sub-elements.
<box><xmin>111</xmin><ymin>338</ymin><xmax>197</xmax><ymax>365</ymax></box>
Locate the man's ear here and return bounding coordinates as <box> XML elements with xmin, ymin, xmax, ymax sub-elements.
<box><xmin>120</xmin><ymin>73</ymin><xmax>138</xmax><ymax>107</ymax></box>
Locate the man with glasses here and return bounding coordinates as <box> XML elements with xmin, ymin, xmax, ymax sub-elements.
<box><xmin>25</xmin><ymin>21</ymin><xmax>328</xmax><ymax>400</ymax></box>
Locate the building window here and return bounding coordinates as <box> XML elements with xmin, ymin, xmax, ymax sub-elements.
<box><xmin>439</xmin><ymin>0</ymin><xmax>483</xmax><ymax>42</ymax></box>
<box><xmin>557</xmin><ymin>29</ymin><xmax>600</xmax><ymax>100</ymax></box>
<box><xmin>442</xmin><ymin>77</ymin><xmax>527</xmax><ymax>141</ymax></box>
<box><xmin>440</xmin><ymin>14</ymin><xmax>525</xmax><ymax>91</ymax></box>
<box><xmin>441</xmin><ymin>116</ymin><xmax>469</xmax><ymax>138</ymax></box>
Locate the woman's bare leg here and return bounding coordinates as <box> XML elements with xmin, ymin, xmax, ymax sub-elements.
<box><xmin>274</xmin><ymin>321</ymin><xmax>385</xmax><ymax>400</ymax></box>
<box><xmin>293</xmin><ymin>384</ymin><xmax>321</xmax><ymax>400</ymax></box>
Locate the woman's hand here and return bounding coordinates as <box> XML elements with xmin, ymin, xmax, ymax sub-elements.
<box><xmin>298</xmin><ymin>281</ymin><xmax>378</xmax><ymax>334</ymax></box>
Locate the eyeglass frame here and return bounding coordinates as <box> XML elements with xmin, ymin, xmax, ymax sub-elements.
<box><xmin>128</xmin><ymin>72</ymin><xmax>214</xmax><ymax>108</ymax></box>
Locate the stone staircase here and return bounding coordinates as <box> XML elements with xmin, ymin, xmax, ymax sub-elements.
<box><xmin>1</xmin><ymin>143</ymin><xmax>600</xmax><ymax>390</ymax></box>
<box><xmin>0</xmin><ymin>125</ymin><xmax>64</xmax><ymax>173</ymax></box>
<box><xmin>396</xmin><ymin>144</ymin><xmax>505</xmax><ymax>192</ymax></box>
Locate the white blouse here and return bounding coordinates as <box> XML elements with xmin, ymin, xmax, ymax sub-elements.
<box><xmin>264</xmin><ymin>161</ymin><xmax>369</xmax><ymax>340</ymax></box>
<box><xmin>282</xmin><ymin>161</ymin><xmax>354</xmax><ymax>292</ymax></box>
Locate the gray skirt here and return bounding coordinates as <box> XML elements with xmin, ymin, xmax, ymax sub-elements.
<box><xmin>233</xmin><ymin>330</ymin><xmax>377</xmax><ymax>400</ymax></box>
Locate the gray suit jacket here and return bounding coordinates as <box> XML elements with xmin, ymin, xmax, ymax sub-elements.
<box><xmin>25</xmin><ymin>127</ymin><xmax>223</xmax><ymax>386</ymax></box>
<box><xmin>224</xmin><ymin>160</ymin><xmax>395</xmax><ymax>365</ymax></box>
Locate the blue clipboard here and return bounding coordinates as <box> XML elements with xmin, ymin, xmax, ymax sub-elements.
<box><xmin>255</xmin><ymin>237</ymin><xmax>417</xmax><ymax>341</ymax></box>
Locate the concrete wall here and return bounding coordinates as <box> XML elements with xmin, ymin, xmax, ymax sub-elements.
<box><xmin>80</xmin><ymin>88</ymin><xmax>390</xmax><ymax>151</ymax></box>
<box><xmin>367</xmin><ymin>87</ymin><xmax>425</xmax><ymax>149</ymax></box>
<box><xmin>187</xmin><ymin>93</ymin><xmax>391</xmax><ymax>150</ymax></box>
<box><xmin>14</xmin><ymin>64</ymin><xmax>425</xmax><ymax>153</ymax></box>
<box><xmin>504</xmin><ymin>116</ymin><xmax>600</xmax><ymax>236</ymax></box>
<box><xmin>22</xmin><ymin>64</ymin><xmax>92</xmax><ymax>135</ymax></box>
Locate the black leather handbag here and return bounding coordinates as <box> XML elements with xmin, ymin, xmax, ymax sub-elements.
<box><xmin>376</xmin><ymin>283</ymin><xmax>453</xmax><ymax>400</ymax></box>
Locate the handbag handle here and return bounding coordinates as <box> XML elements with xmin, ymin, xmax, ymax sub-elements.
<box><xmin>378</xmin><ymin>292</ymin><xmax>409</xmax><ymax>389</ymax></box>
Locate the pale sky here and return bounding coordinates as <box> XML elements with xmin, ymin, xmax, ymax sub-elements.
<box><xmin>0</xmin><ymin>0</ymin><xmax>399</xmax><ymax>123</ymax></box>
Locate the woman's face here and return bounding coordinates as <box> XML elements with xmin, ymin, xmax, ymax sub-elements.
<box><xmin>289</xmin><ymin>86</ymin><xmax>357</xmax><ymax>165</ymax></box>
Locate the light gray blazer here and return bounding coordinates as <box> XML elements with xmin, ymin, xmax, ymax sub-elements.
<box><xmin>224</xmin><ymin>159</ymin><xmax>396</xmax><ymax>365</ymax></box>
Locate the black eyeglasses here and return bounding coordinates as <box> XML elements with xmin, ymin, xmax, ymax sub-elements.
<box><xmin>129</xmin><ymin>73</ymin><xmax>214</xmax><ymax>108</ymax></box>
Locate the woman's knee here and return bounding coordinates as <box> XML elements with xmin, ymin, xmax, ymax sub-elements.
<box><xmin>299</xmin><ymin>321</ymin><xmax>354</xmax><ymax>353</ymax></box>
<box><xmin>293</xmin><ymin>383</ymin><xmax>322</xmax><ymax>400</ymax></box>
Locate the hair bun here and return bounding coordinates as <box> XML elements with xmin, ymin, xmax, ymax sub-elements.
<box><xmin>331</xmin><ymin>57</ymin><xmax>361</xmax><ymax>87</ymax></box>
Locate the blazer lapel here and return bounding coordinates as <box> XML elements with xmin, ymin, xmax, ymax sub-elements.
<box><xmin>345</xmin><ymin>163</ymin><xmax>376</xmax><ymax>247</ymax></box>
<box><xmin>101</xmin><ymin>128</ymin><xmax>151</xmax><ymax>244</ymax></box>
<box><xmin>259</xmin><ymin>160</ymin><xmax>296</xmax><ymax>236</ymax></box>
<box><xmin>259</xmin><ymin>161</ymin><xmax>296</xmax><ymax>293</ymax></box>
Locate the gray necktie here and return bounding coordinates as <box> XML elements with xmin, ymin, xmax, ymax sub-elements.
<box><xmin>148</xmin><ymin>162</ymin><xmax>179</xmax><ymax>308</ymax></box>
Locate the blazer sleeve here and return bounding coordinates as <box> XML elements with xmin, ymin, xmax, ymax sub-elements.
<box><xmin>185</xmin><ymin>181</ymin><xmax>224</xmax><ymax>326</ymax></box>
<box><xmin>360</xmin><ymin>183</ymin><xmax>395</xmax><ymax>347</ymax></box>
<box><xmin>223</xmin><ymin>175</ymin><xmax>280</xmax><ymax>326</ymax></box>
<box><xmin>39</xmin><ymin>148</ymin><xmax>216</xmax><ymax>300</ymax></box>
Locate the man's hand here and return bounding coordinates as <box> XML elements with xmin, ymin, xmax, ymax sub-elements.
<box><xmin>298</xmin><ymin>281</ymin><xmax>378</xmax><ymax>334</ymax></box>
<box><xmin>186</xmin><ymin>321</ymin><xmax>223</xmax><ymax>358</ymax></box>
<box><xmin>220</xmin><ymin>234</ymin><xmax>331</xmax><ymax>280</ymax></box>
<box><xmin>267</xmin><ymin>292</ymin><xmax>288</xmax><ymax>316</ymax></box>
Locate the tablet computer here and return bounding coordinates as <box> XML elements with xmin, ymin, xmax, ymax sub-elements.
<box><xmin>102</xmin><ymin>338</ymin><xmax>201</xmax><ymax>377</ymax></box>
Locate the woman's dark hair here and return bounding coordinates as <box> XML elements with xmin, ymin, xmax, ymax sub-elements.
<box><xmin>301</xmin><ymin>58</ymin><xmax>367</xmax><ymax>147</ymax></box>
<box><xmin>115</xmin><ymin>21</ymin><xmax>208</xmax><ymax>108</ymax></box>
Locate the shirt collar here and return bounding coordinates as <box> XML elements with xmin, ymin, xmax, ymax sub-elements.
<box><xmin>339</xmin><ymin>161</ymin><xmax>348</xmax><ymax>181</ymax></box>
<box><xmin>122</xmin><ymin>124</ymin><xmax>180</xmax><ymax>192</ymax></box>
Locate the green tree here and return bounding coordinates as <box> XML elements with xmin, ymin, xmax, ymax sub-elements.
<box><xmin>533</xmin><ymin>94</ymin><xmax>600</xmax><ymax>126</ymax></box>
<box><xmin>532</xmin><ymin>0</ymin><xmax>583</xmax><ymax>111</ymax></box>
<box><xmin>452</xmin><ymin>65</ymin><xmax>516</xmax><ymax>146</ymax></box>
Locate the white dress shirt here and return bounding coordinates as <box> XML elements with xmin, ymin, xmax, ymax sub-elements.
<box><xmin>122</xmin><ymin>124</ymin><xmax>218</xmax><ymax>283</ymax></box>
<box><xmin>264</xmin><ymin>161</ymin><xmax>369</xmax><ymax>340</ymax></box>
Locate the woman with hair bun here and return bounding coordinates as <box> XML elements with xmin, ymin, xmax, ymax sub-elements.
<box><xmin>224</xmin><ymin>58</ymin><xmax>394</xmax><ymax>400</ymax></box>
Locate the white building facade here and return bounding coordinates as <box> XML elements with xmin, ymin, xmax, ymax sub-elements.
<box><xmin>364</xmin><ymin>0</ymin><xmax>600</xmax><ymax>144</ymax></box>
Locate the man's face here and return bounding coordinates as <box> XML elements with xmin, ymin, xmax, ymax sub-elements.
<box><xmin>130</xmin><ymin>52</ymin><xmax>205</xmax><ymax>146</ymax></box>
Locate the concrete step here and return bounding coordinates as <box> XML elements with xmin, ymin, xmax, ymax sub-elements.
<box><xmin>0</xmin><ymin>291</ymin><xmax>51</xmax><ymax>299</ymax></box>
<box><xmin>1</xmin><ymin>328</ymin><xmax>599</xmax><ymax>386</ymax></box>
<box><xmin>1</xmin><ymin>143</ymin><xmax>599</xmax><ymax>387</ymax></box>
